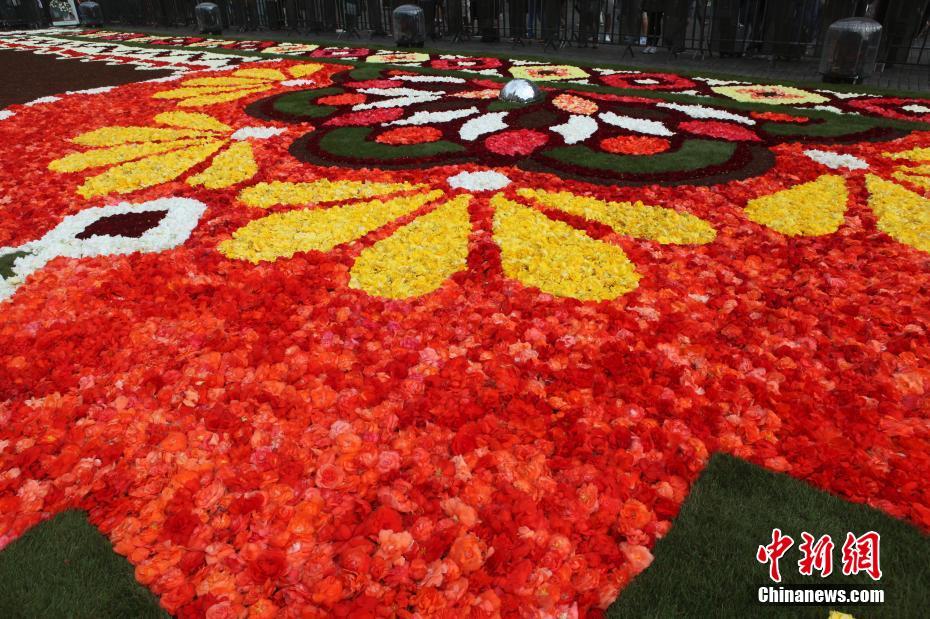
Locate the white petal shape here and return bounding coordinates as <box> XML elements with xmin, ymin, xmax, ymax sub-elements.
<box><xmin>447</xmin><ymin>170</ymin><xmax>510</xmax><ymax>191</ymax></box>
<box><xmin>390</xmin><ymin>107</ymin><xmax>479</xmax><ymax>126</ymax></box>
<box><xmin>459</xmin><ymin>112</ymin><xmax>508</xmax><ymax>141</ymax></box>
<box><xmin>1</xmin><ymin>197</ymin><xmax>206</xmax><ymax>301</ymax></box>
<box><xmin>803</xmin><ymin>149</ymin><xmax>868</xmax><ymax>171</ymax></box>
<box><xmin>550</xmin><ymin>115</ymin><xmax>598</xmax><ymax>144</ymax></box>
<box><xmin>656</xmin><ymin>102</ymin><xmax>755</xmax><ymax>125</ymax></box>
<box><xmin>231</xmin><ymin>126</ymin><xmax>287</xmax><ymax>141</ymax></box>
<box><xmin>598</xmin><ymin>112</ymin><xmax>673</xmax><ymax>137</ymax></box>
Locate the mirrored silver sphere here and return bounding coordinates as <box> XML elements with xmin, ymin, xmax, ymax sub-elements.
<box><xmin>499</xmin><ymin>79</ymin><xmax>543</xmax><ymax>105</ymax></box>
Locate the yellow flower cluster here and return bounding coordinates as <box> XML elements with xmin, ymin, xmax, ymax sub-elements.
<box><xmin>491</xmin><ymin>194</ymin><xmax>640</xmax><ymax>301</ymax></box>
<box><xmin>350</xmin><ymin>195</ymin><xmax>472</xmax><ymax>298</ymax></box>
<box><xmin>745</xmin><ymin>155</ymin><xmax>929</xmax><ymax>253</ymax></box>
<box><xmin>744</xmin><ymin>174</ymin><xmax>848</xmax><ymax>236</ymax></box>
<box><xmin>153</xmin><ymin>65</ymin><xmax>323</xmax><ymax>107</ymax></box>
<box><xmin>519</xmin><ymin>188</ymin><xmax>716</xmax><ymax>244</ymax></box>
<box><xmin>49</xmin><ymin>112</ymin><xmax>261</xmax><ymax>198</ymax></box>
<box><xmin>713</xmin><ymin>84</ymin><xmax>828</xmax><ymax>105</ymax></box>
<box><xmin>220</xmin><ymin>187</ymin><xmax>444</xmax><ymax>263</ymax></box>
<box><xmin>239</xmin><ymin>180</ymin><xmax>424</xmax><ymax>209</ymax></box>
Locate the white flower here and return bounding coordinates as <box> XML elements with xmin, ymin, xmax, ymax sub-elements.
<box><xmin>390</xmin><ymin>75</ymin><xmax>466</xmax><ymax>83</ymax></box>
<box><xmin>812</xmin><ymin>105</ymin><xmax>858</xmax><ymax>115</ymax></box>
<box><xmin>280</xmin><ymin>79</ymin><xmax>318</xmax><ymax>87</ymax></box>
<box><xmin>0</xmin><ymin>197</ymin><xmax>206</xmax><ymax>302</ymax></box>
<box><xmin>598</xmin><ymin>112</ymin><xmax>673</xmax><ymax>136</ymax></box>
<box><xmin>231</xmin><ymin>126</ymin><xmax>287</xmax><ymax>141</ymax></box>
<box><xmin>24</xmin><ymin>96</ymin><xmax>61</xmax><ymax>106</ymax></box>
<box><xmin>656</xmin><ymin>102</ymin><xmax>755</xmax><ymax>125</ymax></box>
<box><xmin>447</xmin><ymin>170</ymin><xmax>511</xmax><ymax>191</ymax></box>
<box><xmin>803</xmin><ymin>149</ymin><xmax>868</xmax><ymax>171</ymax></box>
<box><xmin>459</xmin><ymin>112</ymin><xmax>508</xmax><ymax>140</ymax></box>
<box><xmin>65</xmin><ymin>86</ymin><xmax>115</xmax><ymax>96</ymax></box>
<box><xmin>903</xmin><ymin>104</ymin><xmax>930</xmax><ymax>114</ymax></box>
<box><xmin>551</xmin><ymin>115</ymin><xmax>598</xmax><ymax>144</ymax></box>
<box><xmin>0</xmin><ymin>110</ymin><xmax>14</xmax><ymax>121</ymax></box>
<box><xmin>389</xmin><ymin>107</ymin><xmax>479</xmax><ymax>126</ymax></box>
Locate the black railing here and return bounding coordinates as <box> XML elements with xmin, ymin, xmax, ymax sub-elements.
<box><xmin>5</xmin><ymin>0</ymin><xmax>930</xmax><ymax>66</ymax></box>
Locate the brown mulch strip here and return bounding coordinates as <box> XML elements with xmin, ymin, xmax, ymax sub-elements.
<box><xmin>0</xmin><ymin>48</ymin><xmax>172</xmax><ymax>108</ymax></box>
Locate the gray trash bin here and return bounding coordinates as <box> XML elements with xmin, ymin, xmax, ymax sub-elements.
<box><xmin>195</xmin><ymin>2</ymin><xmax>223</xmax><ymax>35</ymax></box>
<box><xmin>78</xmin><ymin>1</ymin><xmax>104</xmax><ymax>27</ymax></box>
<box><xmin>820</xmin><ymin>18</ymin><xmax>882</xmax><ymax>84</ymax></box>
<box><xmin>393</xmin><ymin>4</ymin><xmax>425</xmax><ymax>47</ymax></box>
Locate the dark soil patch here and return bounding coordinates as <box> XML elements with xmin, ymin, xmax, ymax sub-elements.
<box><xmin>0</xmin><ymin>48</ymin><xmax>172</xmax><ymax>108</ymax></box>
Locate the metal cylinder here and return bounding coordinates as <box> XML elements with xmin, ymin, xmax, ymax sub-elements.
<box><xmin>194</xmin><ymin>2</ymin><xmax>222</xmax><ymax>34</ymax></box>
<box><xmin>819</xmin><ymin>17</ymin><xmax>882</xmax><ymax>83</ymax></box>
<box><xmin>392</xmin><ymin>4</ymin><xmax>425</xmax><ymax>46</ymax></box>
<box><xmin>78</xmin><ymin>1</ymin><xmax>104</xmax><ymax>26</ymax></box>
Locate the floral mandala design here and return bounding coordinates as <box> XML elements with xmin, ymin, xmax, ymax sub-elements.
<box><xmin>218</xmin><ymin>172</ymin><xmax>715</xmax><ymax>301</ymax></box>
<box><xmin>152</xmin><ymin>64</ymin><xmax>332</xmax><ymax>107</ymax></box>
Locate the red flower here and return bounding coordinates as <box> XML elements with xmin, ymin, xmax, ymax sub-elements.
<box><xmin>484</xmin><ymin>129</ymin><xmax>548</xmax><ymax>156</ymax></box>
<box><xmin>600</xmin><ymin>135</ymin><xmax>671</xmax><ymax>155</ymax></box>
<box><xmin>249</xmin><ymin>549</ymin><xmax>287</xmax><ymax>581</ymax></box>
<box><xmin>324</xmin><ymin>107</ymin><xmax>405</xmax><ymax>126</ymax></box>
<box><xmin>679</xmin><ymin>120</ymin><xmax>761</xmax><ymax>141</ymax></box>
<box><xmin>376</xmin><ymin>126</ymin><xmax>443</xmax><ymax>145</ymax></box>
<box><xmin>601</xmin><ymin>72</ymin><xmax>696</xmax><ymax>91</ymax></box>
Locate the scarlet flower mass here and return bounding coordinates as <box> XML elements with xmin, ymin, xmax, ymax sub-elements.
<box><xmin>0</xmin><ymin>31</ymin><xmax>929</xmax><ymax>619</ymax></box>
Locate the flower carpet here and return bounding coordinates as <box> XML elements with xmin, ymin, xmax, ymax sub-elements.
<box><xmin>0</xmin><ymin>29</ymin><xmax>928</xmax><ymax>618</ymax></box>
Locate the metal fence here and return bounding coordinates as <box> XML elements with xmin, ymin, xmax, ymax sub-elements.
<box><xmin>5</xmin><ymin>0</ymin><xmax>930</xmax><ymax>65</ymax></box>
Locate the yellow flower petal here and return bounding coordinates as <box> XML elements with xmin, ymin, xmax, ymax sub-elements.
<box><xmin>238</xmin><ymin>180</ymin><xmax>424</xmax><ymax>209</ymax></box>
<box><xmin>350</xmin><ymin>195</ymin><xmax>472</xmax><ymax>298</ymax></box>
<box><xmin>175</xmin><ymin>87</ymin><xmax>273</xmax><ymax>107</ymax></box>
<box><xmin>892</xmin><ymin>170</ymin><xmax>930</xmax><ymax>191</ymax></box>
<box><xmin>154</xmin><ymin>111</ymin><xmax>231</xmax><ymax>132</ymax></box>
<box><xmin>219</xmin><ymin>190</ymin><xmax>445</xmax><ymax>263</ymax></box>
<box><xmin>152</xmin><ymin>86</ymin><xmax>249</xmax><ymax>100</ymax></box>
<box><xmin>231</xmin><ymin>68</ymin><xmax>286</xmax><ymax>81</ymax></box>
<box><xmin>519</xmin><ymin>188</ymin><xmax>716</xmax><ymax>244</ymax></box>
<box><xmin>49</xmin><ymin>139</ymin><xmax>205</xmax><ymax>173</ymax></box>
<box><xmin>866</xmin><ymin>174</ymin><xmax>930</xmax><ymax>252</ymax></box>
<box><xmin>287</xmin><ymin>63</ymin><xmax>324</xmax><ymax>78</ymax></box>
<box><xmin>72</xmin><ymin>126</ymin><xmax>210</xmax><ymax>147</ymax></box>
<box><xmin>177</xmin><ymin>76</ymin><xmax>271</xmax><ymax>88</ymax></box>
<box><xmin>491</xmin><ymin>195</ymin><xmax>640</xmax><ymax>301</ymax></box>
<box><xmin>76</xmin><ymin>141</ymin><xmax>225</xmax><ymax>198</ymax></box>
<box><xmin>745</xmin><ymin>174</ymin><xmax>847</xmax><ymax>236</ymax></box>
<box><xmin>828</xmin><ymin>612</ymin><xmax>855</xmax><ymax>619</ymax></box>
<box><xmin>187</xmin><ymin>141</ymin><xmax>257</xmax><ymax>189</ymax></box>
<box><xmin>883</xmin><ymin>146</ymin><xmax>930</xmax><ymax>162</ymax></box>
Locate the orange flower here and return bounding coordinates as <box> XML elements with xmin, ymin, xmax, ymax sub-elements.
<box><xmin>448</xmin><ymin>533</ymin><xmax>485</xmax><ymax>573</ymax></box>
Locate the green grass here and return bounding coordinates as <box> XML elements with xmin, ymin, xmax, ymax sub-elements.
<box><xmin>607</xmin><ymin>454</ymin><xmax>930</xmax><ymax>619</ymax></box>
<box><xmin>546</xmin><ymin>140</ymin><xmax>736</xmax><ymax>174</ymax></box>
<box><xmin>0</xmin><ymin>511</ymin><xmax>166</xmax><ymax>619</ymax></box>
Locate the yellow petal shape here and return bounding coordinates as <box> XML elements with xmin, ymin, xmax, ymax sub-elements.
<box><xmin>152</xmin><ymin>86</ymin><xmax>249</xmax><ymax>100</ymax></box>
<box><xmin>491</xmin><ymin>195</ymin><xmax>640</xmax><ymax>301</ymax></box>
<box><xmin>350</xmin><ymin>195</ymin><xmax>472</xmax><ymax>298</ymax></box>
<box><xmin>178</xmin><ymin>76</ymin><xmax>271</xmax><ymax>88</ymax></box>
<box><xmin>828</xmin><ymin>613</ymin><xmax>855</xmax><ymax>619</ymax></box>
<box><xmin>175</xmin><ymin>87</ymin><xmax>272</xmax><ymax>107</ymax></box>
<box><xmin>865</xmin><ymin>174</ymin><xmax>930</xmax><ymax>252</ymax></box>
<box><xmin>49</xmin><ymin>139</ymin><xmax>205</xmax><ymax>173</ymax></box>
<box><xmin>231</xmin><ymin>68</ymin><xmax>286</xmax><ymax>81</ymax></box>
<box><xmin>884</xmin><ymin>146</ymin><xmax>930</xmax><ymax>162</ymax></box>
<box><xmin>744</xmin><ymin>174</ymin><xmax>847</xmax><ymax>236</ymax></box>
<box><xmin>239</xmin><ymin>180</ymin><xmax>424</xmax><ymax>209</ymax></box>
<box><xmin>154</xmin><ymin>111</ymin><xmax>231</xmax><ymax>132</ymax></box>
<box><xmin>187</xmin><ymin>141</ymin><xmax>257</xmax><ymax>189</ymax></box>
<box><xmin>892</xmin><ymin>170</ymin><xmax>930</xmax><ymax>191</ymax></box>
<box><xmin>72</xmin><ymin>126</ymin><xmax>210</xmax><ymax>147</ymax></box>
<box><xmin>219</xmin><ymin>190</ymin><xmax>444</xmax><ymax>263</ymax></box>
<box><xmin>518</xmin><ymin>188</ymin><xmax>716</xmax><ymax>244</ymax></box>
<box><xmin>76</xmin><ymin>141</ymin><xmax>225</xmax><ymax>198</ymax></box>
<box><xmin>288</xmin><ymin>63</ymin><xmax>324</xmax><ymax>78</ymax></box>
